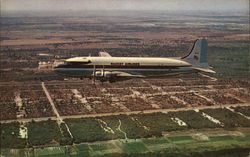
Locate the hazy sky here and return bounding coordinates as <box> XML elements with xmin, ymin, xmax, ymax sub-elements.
<box><xmin>1</xmin><ymin>0</ymin><xmax>249</xmax><ymax>12</ymax></box>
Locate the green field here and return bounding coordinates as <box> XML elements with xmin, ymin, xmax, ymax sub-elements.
<box><xmin>27</xmin><ymin>119</ymin><xmax>62</xmax><ymax>146</ymax></box>
<box><xmin>167</xmin><ymin>110</ymin><xmax>220</xmax><ymax>129</ymax></box>
<box><xmin>1</xmin><ymin>108</ymin><xmax>250</xmax><ymax>156</ymax></box>
<box><xmin>132</xmin><ymin>112</ymin><xmax>186</xmax><ymax>135</ymax></box>
<box><xmin>231</xmin><ymin>106</ymin><xmax>250</xmax><ymax>117</ymax></box>
<box><xmin>201</xmin><ymin>108</ymin><xmax>250</xmax><ymax>128</ymax></box>
<box><xmin>1</xmin><ymin>128</ymin><xmax>250</xmax><ymax>157</ymax></box>
<box><xmin>0</xmin><ymin>122</ymin><xmax>26</xmax><ymax>148</ymax></box>
<box><xmin>121</xmin><ymin>142</ymin><xmax>149</xmax><ymax>154</ymax></box>
<box><xmin>2</xmin><ymin>108</ymin><xmax>250</xmax><ymax>149</ymax></box>
<box><xmin>64</xmin><ymin>118</ymin><xmax>109</xmax><ymax>143</ymax></box>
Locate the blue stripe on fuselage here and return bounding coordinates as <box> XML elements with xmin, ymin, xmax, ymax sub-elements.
<box><xmin>54</xmin><ymin>67</ymin><xmax>194</xmax><ymax>77</ymax></box>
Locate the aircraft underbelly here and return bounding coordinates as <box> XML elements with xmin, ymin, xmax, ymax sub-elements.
<box><xmin>120</xmin><ymin>68</ymin><xmax>193</xmax><ymax>76</ymax></box>
<box><xmin>54</xmin><ymin>67</ymin><xmax>193</xmax><ymax>77</ymax></box>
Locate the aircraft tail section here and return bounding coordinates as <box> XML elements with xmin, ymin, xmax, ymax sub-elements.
<box><xmin>182</xmin><ymin>38</ymin><xmax>215</xmax><ymax>73</ymax></box>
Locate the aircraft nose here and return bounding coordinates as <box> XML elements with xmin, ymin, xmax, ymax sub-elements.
<box><xmin>53</xmin><ymin>66</ymin><xmax>60</xmax><ymax>73</ymax></box>
<box><xmin>53</xmin><ymin>64</ymin><xmax>64</xmax><ymax>73</ymax></box>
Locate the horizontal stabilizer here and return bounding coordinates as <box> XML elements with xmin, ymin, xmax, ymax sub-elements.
<box><xmin>193</xmin><ymin>67</ymin><xmax>216</xmax><ymax>73</ymax></box>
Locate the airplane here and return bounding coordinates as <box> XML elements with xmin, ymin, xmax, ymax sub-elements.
<box><xmin>54</xmin><ymin>38</ymin><xmax>215</xmax><ymax>83</ymax></box>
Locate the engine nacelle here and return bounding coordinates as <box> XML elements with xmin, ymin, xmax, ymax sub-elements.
<box><xmin>95</xmin><ymin>71</ymin><xmax>115</xmax><ymax>78</ymax></box>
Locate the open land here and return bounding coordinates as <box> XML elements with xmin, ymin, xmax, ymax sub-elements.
<box><xmin>0</xmin><ymin>10</ymin><xmax>250</xmax><ymax>157</ymax></box>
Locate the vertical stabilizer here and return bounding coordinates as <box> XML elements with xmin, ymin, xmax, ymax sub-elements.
<box><xmin>182</xmin><ymin>38</ymin><xmax>209</xmax><ymax>68</ymax></box>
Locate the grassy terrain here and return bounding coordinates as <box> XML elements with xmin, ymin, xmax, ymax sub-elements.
<box><xmin>132</xmin><ymin>112</ymin><xmax>186</xmax><ymax>136</ymax></box>
<box><xmin>142</xmin><ymin>137</ymin><xmax>169</xmax><ymax>145</ymax></box>
<box><xmin>59</xmin><ymin>123</ymin><xmax>73</xmax><ymax>145</ymax></box>
<box><xmin>0</xmin><ymin>122</ymin><xmax>26</xmax><ymax>148</ymax></box>
<box><xmin>121</xmin><ymin>142</ymin><xmax>149</xmax><ymax>154</ymax></box>
<box><xmin>168</xmin><ymin>136</ymin><xmax>196</xmax><ymax>143</ymax></box>
<box><xmin>2</xmin><ymin>108</ymin><xmax>250</xmax><ymax>149</ymax></box>
<box><xmin>231</xmin><ymin>106</ymin><xmax>250</xmax><ymax>117</ymax></box>
<box><xmin>73</xmin><ymin>144</ymin><xmax>90</xmax><ymax>157</ymax></box>
<box><xmin>1</xmin><ymin>128</ymin><xmax>250</xmax><ymax>157</ymax></box>
<box><xmin>100</xmin><ymin>114</ymin><xmax>152</xmax><ymax>139</ymax></box>
<box><xmin>27</xmin><ymin>119</ymin><xmax>62</xmax><ymax>146</ymax></box>
<box><xmin>201</xmin><ymin>108</ymin><xmax>250</xmax><ymax>128</ymax></box>
<box><xmin>64</xmin><ymin>118</ymin><xmax>108</xmax><ymax>143</ymax></box>
<box><xmin>167</xmin><ymin>110</ymin><xmax>220</xmax><ymax>129</ymax></box>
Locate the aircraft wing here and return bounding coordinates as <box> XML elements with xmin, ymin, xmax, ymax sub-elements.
<box><xmin>99</xmin><ymin>51</ymin><xmax>112</xmax><ymax>57</ymax></box>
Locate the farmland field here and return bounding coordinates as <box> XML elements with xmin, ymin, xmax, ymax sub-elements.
<box><xmin>1</xmin><ymin>123</ymin><xmax>250</xmax><ymax>157</ymax></box>
<box><xmin>231</xmin><ymin>106</ymin><xmax>250</xmax><ymax>117</ymax></box>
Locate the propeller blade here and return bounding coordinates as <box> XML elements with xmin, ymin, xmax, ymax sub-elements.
<box><xmin>92</xmin><ymin>65</ymin><xmax>96</xmax><ymax>84</ymax></box>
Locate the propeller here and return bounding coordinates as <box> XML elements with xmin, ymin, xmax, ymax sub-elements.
<box><xmin>102</xmin><ymin>65</ymin><xmax>105</xmax><ymax>77</ymax></box>
<box><xmin>101</xmin><ymin>65</ymin><xmax>105</xmax><ymax>84</ymax></box>
<box><xmin>92</xmin><ymin>65</ymin><xmax>96</xmax><ymax>84</ymax></box>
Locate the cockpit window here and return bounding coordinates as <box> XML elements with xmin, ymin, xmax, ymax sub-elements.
<box><xmin>55</xmin><ymin>60</ymin><xmax>91</xmax><ymax>68</ymax></box>
<box><xmin>65</xmin><ymin>61</ymin><xmax>91</xmax><ymax>65</ymax></box>
<box><xmin>67</xmin><ymin>62</ymin><xmax>81</xmax><ymax>65</ymax></box>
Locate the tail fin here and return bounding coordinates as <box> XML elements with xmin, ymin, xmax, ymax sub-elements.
<box><xmin>182</xmin><ymin>38</ymin><xmax>215</xmax><ymax>73</ymax></box>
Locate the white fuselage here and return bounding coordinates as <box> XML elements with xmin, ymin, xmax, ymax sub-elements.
<box><xmin>67</xmin><ymin>56</ymin><xmax>190</xmax><ymax>66</ymax></box>
<box><xmin>54</xmin><ymin>56</ymin><xmax>194</xmax><ymax>80</ymax></box>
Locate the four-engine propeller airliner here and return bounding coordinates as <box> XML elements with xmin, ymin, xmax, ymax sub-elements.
<box><xmin>54</xmin><ymin>38</ymin><xmax>215</xmax><ymax>83</ymax></box>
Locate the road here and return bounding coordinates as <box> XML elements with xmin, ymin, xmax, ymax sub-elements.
<box><xmin>41</xmin><ymin>82</ymin><xmax>62</xmax><ymax>123</ymax></box>
<box><xmin>41</xmin><ymin>82</ymin><xmax>73</xmax><ymax>138</ymax></box>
